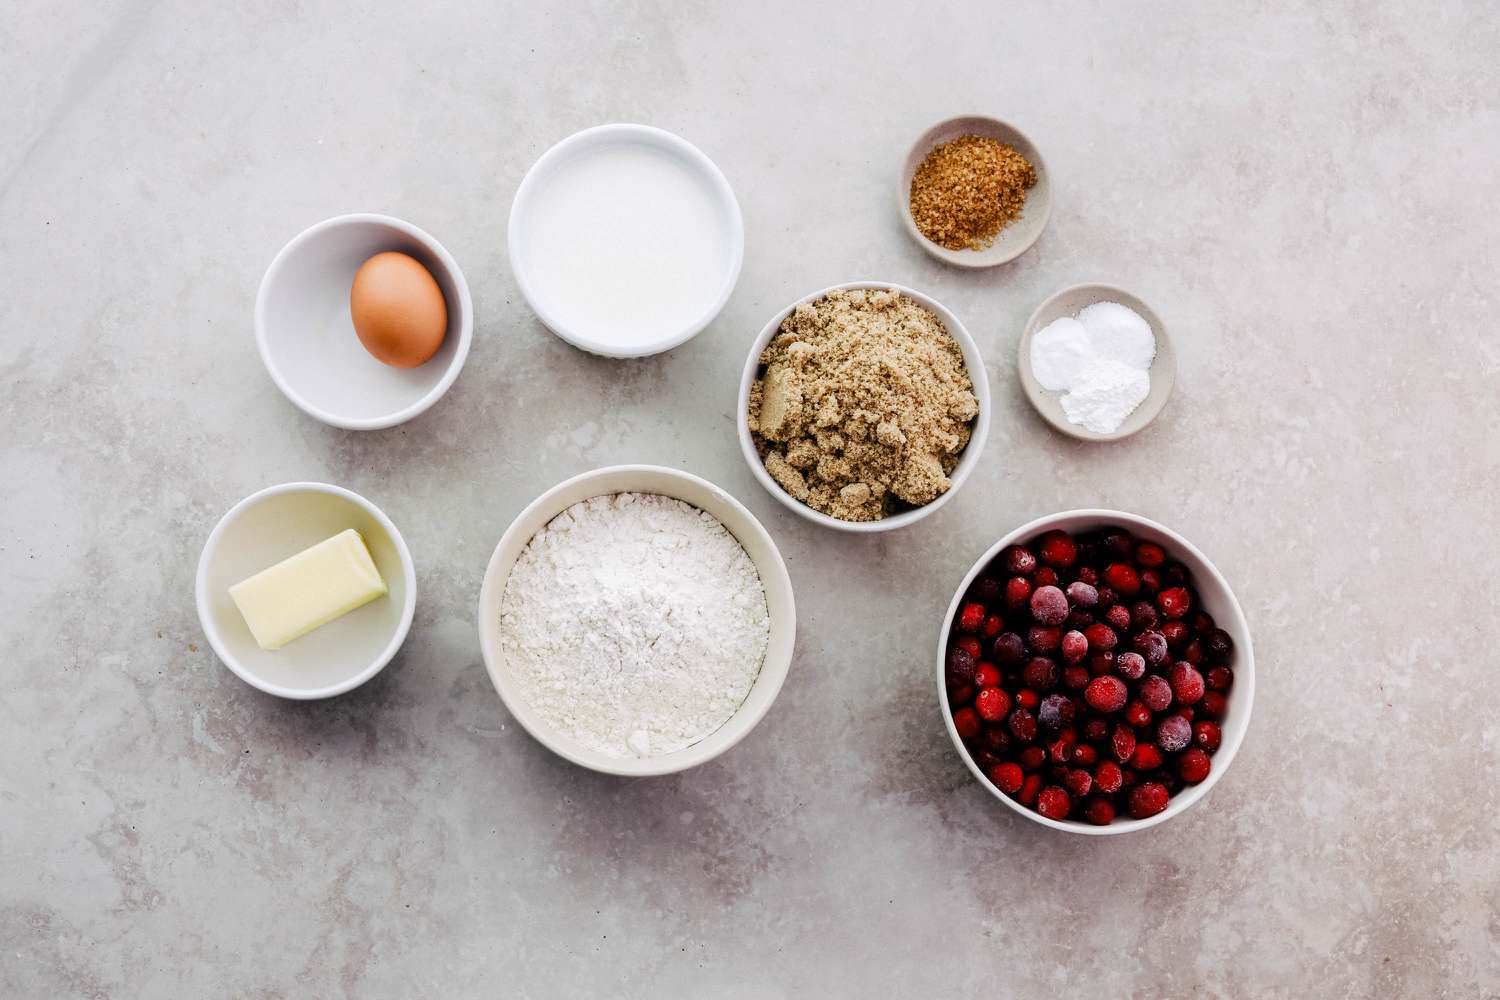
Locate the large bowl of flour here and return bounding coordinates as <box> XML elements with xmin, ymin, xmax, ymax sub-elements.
<box><xmin>478</xmin><ymin>465</ymin><xmax>796</xmax><ymax>776</ymax></box>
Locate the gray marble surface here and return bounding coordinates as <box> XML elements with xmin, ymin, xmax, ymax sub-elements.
<box><xmin>4</xmin><ymin>2</ymin><xmax>1498</xmax><ymax>997</ymax></box>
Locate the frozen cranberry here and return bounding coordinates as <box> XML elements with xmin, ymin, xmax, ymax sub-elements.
<box><xmin>1037</xmin><ymin>530</ymin><xmax>1078</xmax><ymax>568</ymax></box>
<box><xmin>1163</xmin><ymin>561</ymin><xmax>1188</xmax><ymax>585</ymax></box>
<box><xmin>1102</xmin><ymin>562</ymin><xmax>1141</xmax><ymax>596</ymax></box>
<box><xmin>1193</xmin><ymin>720</ymin><xmax>1222</xmax><ymax>752</ymax></box>
<box><xmin>982</xmin><ymin>614</ymin><xmax>1004</xmax><ymax>638</ymax></box>
<box><xmin>1085</xmin><ymin>675</ymin><xmax>1128</xmax><ymax>713</ymax></box>
<box><xmin>1206</xmin><ymin>629</ymin><xmax>1234</xmax><ymax>659</ymax></box>
<box><xmin>1199</xmin><ymin>691</ymin><xmax>1227</xmax><ymax>719</ymax></box>
<box><xmin>1205</xmin><ymin>665</ymin><xmax>1234</xmax><ymax>691</ymax></box>
<box><xmin>1005</xmin><ymin>576</ymin><xmax>1032</xmax><ymax>610</ymax></box>
<box><xmin>1156</xmin><ymin>714</ymin><xmax>1191</xmax><ymax>752</ymax></box>
<box><xmin>948</xmin><ymin>683</ymin><xmax>974</xmax><ymax>706</ymax></box>
<box><xmin>1065</xmin><ymin>581</ymin><xmax>1099</xmax><ymax>607</ymax></box>
<box><xmin>1076</xmin><ymin>565</ymin><xmax>1099</xmax><ymax>585</ymax></box>
<box><xmin>1134</xmin><ymin>540</ymin><xmax>1166</xmax><ymax>567</ymax></box>
<box><xmin>1027</xmin><ymin>626</ymin><xmax>1062</xmax><ymax>654</ymax></box>
<box><xmin>1130</xmin><ymin>744</ymin><xmax>1163</xmax><ymax>771</ymax></box>
<box><xmin>1139</xmin><ymin>674</ymin><xmax>1173</xmax><ymax>712</ymax></box>
<box><xmin>1060</xmin><ymin>630</ymin><xmax>1089</xmax><ymax>664</ymax></box>
<box><xmin>953</xmin><ymin>707</ymin><xmax>980</xmax><ymax>740</ymax></box>
<box><xmin>1087</xmin><ymin>651</ymin><xmax>1116</xmax><ymax>676</ymax></box>
<box><xmin>1133</xmin><ymin>630</ymin><xmax>1168</xmax><ymax>666</ymax></box>
<box><xmin>1157</xmin><ymin>587</ymin><xmax>1191</xmax><ymax>619</ymax></box>
<box><xmin>1015</xmin><ymin>689</ymin><xmax>1039</xmax><ymax>710</ymax></box>
<box><xmin>1001</xmin><ymin>545</ymin><xmax>1036</xmax><ymax>575</ymax></box>
<box><xmin>1191</xmin><ymin>610</ymin><xmax>1216</xmax><ymax>633</ymax></box>
<box><xmin>1114</xmin><ymin>651</ymin><xmax>1147</xmax><ymax>680</ymax></box>
<box><xmin>1138</xmin><ymin>568</ymin><xmax>1162</xmax><ymax>594</ymax></box>
<box><xmin>1064</xmin><ymin>608</ymin><xmax>1094</xmax><ymax>632</ymax></box>
<box><xmin>975</xmin><ymin>749</ymin><xmax>1003</xmax><ymax>772</ymax></box>
<box><xmin>1048</xmin><ymin>729</ymin><xmax>1076</xmax><ymax>764</ymax></box>
<box><xmin>992</xmin><ymin>632</ymin><xmax>1025</xmax><ymax>666</ymax></box>
<box><xmin>1177</xmin><ymin>748</ymin><xmax>1211</xmax><ymax>783</ymax></box>
<box><xmin>1030</xmin><ymin>585</ymin><xmax>1068</xmax><ymax>625</ymax></box>
<box><xmin>1095</xmin><ymin>586</ymin><xmax>1119</xmax><ymax>608</ymax></box>
<box><xmin>974</xmin><ymin>662</ymin><xmax>1000</xmax><ymax>688</ymax></box>
<box><xmin>989</xmin><ymin>761</ymin><xmax>1024</xmax><ymax>794</ymax></box>
<box><xmin>981</xmin><ymin>726</ymin><xmax>1012</xmax><ymax>754</ymax></box>
<box><xmin>1123</xmin><ymin>699</ymin><xmax>1152</xmax><ymax>727</ymax></box>
<box><xmin>1037</xmin><ymin>693</ymin><xmax>1074</xmax><ymax>732</ymax></box>
<box><xmin>1083</xmin><ymin>717</ymin><xmax>1109</xmax><ymax>742</ymax></box>
<box><xmin>1008</xmin><ymin>708</ymin><xmax>1037</xmax><ymax>742</ymax></box>
<box><xmin>957</xmin><ymin>602</ymin><xmax>985</xmax><ymax>632</ymax></box>
<box><xmin>1101</xmin><ymin>528</ymin><xmax>1134</xmax><ymax>557</ymax></box>
<box><xmin>1033</xmin><ymin>567</ymin><xmax>1060</xmax><ymax>587</ymax></box>
<box><xmin>1064</xmin><ymin>769</ymin><xmax>1093</xmax><ymax>798</ymax></box>
<box><xmin>945</xmin><ymin>646</ymin><xmax>976</xmax><ymax>687</ymax></box>
<box><xmin>1182</xmin><ymin>638</ymin><xmax>1204</xmax><ymax>665</ymax></box>
<box><xmin>1104</xmin><ymin>605</ymin><xmax>1132</xmax><ymax>632</ymax></box>
<box><xmin>1131</xmin><ymin>601</ymin><xmax>1159</xmax><ymax>630</ymax></box>
<box><xmin>1072</xmin><ymin>743</ymin><xmax>1098</xmax><ymax>766</ymax></box>
<box><xmin>1169</xmin><ymin>662</ymin><xmax>1205</xmax><ymax>705</ymax></box>
<box><xmin>971</xmin><ymin>577</ymin><xmax>1001</xmax><ymax>603</ymax></box>
<box><xmin>1094</xmin><ymin>759</ymin><xmax>1124</xmax><ymax>793</ymax></box>
<box><xmin>1022</xmin><ymin>657</ymin><xmax>1059</xmax><ymax>691</ymax></box>
<box><xmin>1129</xmin><ymin>782</ymin><xmax>1170</xmax><ymax>819</ymax></box>
<box><xmin>1161</xmin><ymin>620</ymin><xmax>1189</xmax><ymax>648</ymax></box>
<box><xmin>1017</xmin><ymin>773</ymin><xmax>1042</xmax><ymax>806</ymax></box>
<box><xmin>1084</xmin><ymin>622</ymin><xmax>1118</xmax><ymax>652</ymax></box>
<box><xmin>1111</xmin><ymin>723</ymin><xmax>1137</xmax><ymax>763</ymax></box>
<box><xmin>1036</xmin><ymin>785</ymin><xmax>1072</xmax><ymax>819</ymax></box>
<box><xmin>1084</xmin><ymin>798</ymin><xmax>1116</xmax><ymax>825</ymax></box>
<box><xmin>1062</xmin><ymin>665</ymin><xmax>1090</xmax><ymax>690</ymax></box>
<box><xmin>975</xmin><ymin>687</ymin><xmax>1010</xmax><ymax>722</ymax></box>
<box><xmin>1018</xmin><ymin>746</ymin><xmax>1046</xmax><ymax>772</ymax></box>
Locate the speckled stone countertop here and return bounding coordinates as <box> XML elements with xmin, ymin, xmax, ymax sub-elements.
<box><xmin>3</xmin><ymin>2</ymin><xmax>1497</xmax><ymax>997</ymax></box>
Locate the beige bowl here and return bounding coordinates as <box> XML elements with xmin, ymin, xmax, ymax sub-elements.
<box><xmin>477</xmin><ymin>465</ymin><xmax>796</xmax><ymax>776</ymax></box>
<box><xmin>900</xmin><ymin>115</ymin><xmax>1052</xmax><ymax>268</ymax></box>
<box><xmin>1018</xmin><ymin>283</ymin><xmax>1176</xmax><ymax>442</ymax></box>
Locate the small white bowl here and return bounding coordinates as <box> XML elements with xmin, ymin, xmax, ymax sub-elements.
<box><xmin>255</xmin><ymin>213</ymin><xmax>473</xmax><ymax>429</ymax></box>
<box><xmin>736</xmin><ymin>281</ymin><xmax>991</xmax><ymax>533</ymax></box>
<box><xmin>508</xmin><ymin>124</ymin><xmax>744</xmax><ymax>358</ymax></box>
<box><xmin>477</xmin><ymin>465</ymin><xmax>795</xmax><ymax>776</ymax></box>
<box><xmin>937</xmin><ymin>510</ymin><xmax>1254</xmax><ymax>835</ymax></box>
<box><xmin>196</xmin><ymin>482</ymin><xmax>416</xmax><ymax>699</ymax></box>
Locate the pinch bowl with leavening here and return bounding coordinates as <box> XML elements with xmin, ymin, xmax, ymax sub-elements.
<box><xmin>477</xmin><ymin>465</ymin><xmax>796</xmax><ymax>777</ymax></box>
<box><xmin>936</xmin><ymin>509</ymin><xmax>1254</xmax><ymax>835</ymax></box>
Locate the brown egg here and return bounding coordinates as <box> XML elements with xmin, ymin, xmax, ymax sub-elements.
<box><xmin>349</xmin><ymin>252</ymin><xmax>448</xmax><ymax>368</ymax></box>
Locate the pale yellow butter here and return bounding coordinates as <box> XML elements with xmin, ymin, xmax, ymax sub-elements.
<box><xmin>229</xmin><ymin>529</ymin><xmax>388</xmax><ymax>650</ymax></box>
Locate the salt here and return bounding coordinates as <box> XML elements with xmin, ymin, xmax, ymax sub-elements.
<box><xmin>1030</xmin><ymin>301</ymin><xmax>1156</xmax><ymax>433</ymax></box>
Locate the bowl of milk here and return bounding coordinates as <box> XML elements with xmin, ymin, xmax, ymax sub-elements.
<box><xmin>508</xmin><ymin>124</ymin><xmax>745</xmax><ymax>358</ymax></box>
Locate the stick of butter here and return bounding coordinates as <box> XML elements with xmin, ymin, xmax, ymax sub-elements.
<box><xmin>228</xmin><ymin>528</ymin><xmax>388</xmax><ymax>650</ymax></box>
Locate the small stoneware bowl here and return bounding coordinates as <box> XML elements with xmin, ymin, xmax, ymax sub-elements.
<box><xmin>1018</xmin><ymin>283</ymin><xmax>1176</xmax><ymax>442</ymax></box>
<box><xmin>737</xmin><ymin>281</ymin><xmax>991</xmax><ymax>533</ymax></box>
<box><xmin>508</xmin><ymin>124</ymin><xmax>744</xmax><ymax>358</ymax></box>
<box><xmin>478</xmin><ymin>465</ymin><xmax>795</xmax><ymax>776</ymax></box>
<box><xmin>937</xmin><ymin>510</ymin><xmax>1253</xmax><ymax>835</ymax></box>
<box><xmin>256</xmin><ymin>213</ymin><xmax>473</xmax><ymax>430</ymax></box>
<box><xmin>196</xmin><ymin>482</ymin><xmax>416</xmax><ymax>699</ymax></box>
<box><xmin>900</xmin><ymin>115</ymin><xmax>1051</xmax><ymax>268</ymax></box>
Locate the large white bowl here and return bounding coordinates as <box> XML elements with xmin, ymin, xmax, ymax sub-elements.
<box><xmin>255</xmin><ymin>213</ymin><xmax>473</xmax><ymax>429</ymax></box>
<box><xmin>937</xmin><ymin>510</ymin><xmax>1254</xmax><ymax>835</ymax></box>
<box><xmin>737</xmin><ymin>281</ymin><xmax>991</xmax><ymax>533</ymax></box>
<box><xmin>508</xmin><ymin>124</ymin><xmax>744</xmax><ymax>358</ymax></box>
<box><xmin>477</xmin><ymin>465</ymin><xmax>796</xmax><ymax>776</ymax></box>
<box><xmin>196</xmin><ymin>482</ymin><xmax>417</xmax><ymax>699</ymax></box>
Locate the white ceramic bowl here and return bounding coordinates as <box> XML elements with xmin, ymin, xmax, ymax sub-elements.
<box><xmin>736</xmin><ymin>281</ymin><xmax>991</xmax><ymax>533</ymax></box>
<box><xmin>196</xmin><ymin>482</ymin><xmax>416</xmax><ymax>699</ymax></box>
<box><xmin>937</xmin><ymin>510</ymin><xmax>1254</xmax><ymax>835</ymax></box>
<box><xmin>477</xmin><ymin>465</ymin><xmax>795</xmax><ymax>776</ymax></box>
<box><xmin>256</xmin><ymin>213</ymin><xmax>473</xmax><ymax>429</ymax></box>
<box><xmin>508</xmin><ymin>124</ymin><xmax>744</xmax><ymax>358</ymax></box>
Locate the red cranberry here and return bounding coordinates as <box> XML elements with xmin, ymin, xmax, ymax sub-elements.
<box><xmin>989</xmin><ymin>761</ymin><xmax>1024</xmax><ymax>794</ymax></box>
<box><xmin>1115</xmin><ymin>651</ymin><xmax>1146</xmax><ymax>680</ymax></box>
<box><xmin>945</xmin><ymin>647</ymin><xmax>976</xmax><ymax>687</ymax></box>
<box><xmin>1094</xmin><ymin>759</ymin><xmax>1124</xmax><ymax>794</ymax></box>
<box><xmin>982</xmin><ymin>614</ymin><xmax>1004</xmax><ymax>638</ymax></box>
<box><xmin>981</xmin><ymin>726</ymin><xmax>1012</xmax><ymax>754</ymax></box>
<box><xmin>1193</xmin><ymin>721</ymin><xmax>1222</xmax><ymax>752</ymax></box>
<box><xmin>957</xmin><ymin>602</ymin><xmax>985</xmax><ymax>632</ymax></box>
<box><xmin>1130</xmin><ymin>744</ymin><xmax>1164</xmax><ymax>771</ymax></box>
<box><xmin>1030</xmin><ymin>585</ymin><xmax>1069</xmax><ymax>625</ymax></box>
<box><xmin>1182</xmin><ymin>638</ymin><xmax>1204</xmax><ymax>665</ymax></box>
<box><xmin>1037</xmin><ymin>693</ymin><xmax>1074</xmax><ymax>732</ymax></box>
<box><xmin>1139</xmin><ymin>674</ymin><xmax>1173</xmax><ymax>712</ymax></box>
<box><xmin>1130</xmin><ymin>601</ymin><xmax>1159</xmax><ymax>630</ymax></box>
<box><xmin>1076</xmin><ymin>565</ymin><xmax>1099</xmax><ymax>585</ymax></box>
<box><xmin>1095</xmin><ymin>586</ymin><xmax>1120</xmax><ymax>607</ymax></box>
<box><xmin>1138</xmin><ymin>569</ymin><xmax>1162</xmax><ymax>594</ymax></box>
<box><xmin>1065</xmin><ymin>581</ymin><xmax>1099</xmax><ymax>607</ymax></box>
<box><xmin>1023</xmin><ymin>657</ymin><xmax>1059</xmax><ymax>691</ymax></box>
<box><xmin>1206</xmin><ymin>665</ymin><xmax>1234</xmax><ymax>691</ymax></box>
<box><xmin>1084</xmin><ymin>622</ymin><xmax>1118</xmax><ymax>652</ymax></box>
<box><xmin>971</xmin><ymin>576</ymin><xmax>1002</xmax><ymax>603</ymax></box>
<box><xmin>1015</xmin><ymin>689</ymin><xmax>1039</xmax><ymax>710</ymax></box>
<box><xmin>1161</xmin><ymin>620</ymin><xmax>1189</xmax><ymax>648</ymax></box>
<box><xmin>993</xmin><ymin>632</ymin><xmax>1025</xmax><ymax>665</ymax></box>
<box><xmin>975</xmin><ymin>687</ymin><xmax>1010</xmax><ymax>722</ymax></box>
<box><xmin>1048</xmin><ymin>729</ymin><xmax>1076</xmax><ymax>764</ymax></box>
<box><xmin>1027</xmin><ymin>626</ymin><xmax>1062</xmax><ymax>654</ymax></box>
<box><xmin>1005</xmin><ymin>576</ymin><xmax>1032</xmax><ymax>610</ymax></box>
<box><xmin>1084</xmin><ymin>798</ymin><xmax>1116</xmax><ymax>825</ymax></box>
<box><xmin>1133</xmin><ymin>630</ymin><xmax>1168</xmax><ymax>666</ymax></box>
<box><xmin>1102</xmin><ymin>562</ymin><xmax>1141</xmax><ymax>596</ymax></box>
<box><xmin>1177</xmin><ymin>748</ymin><xmax>1211</xmax><ymax>784</ymax></box>
<box><xmin>1104</xmin><ymin>605</ymin><xmax>1132</xmax><ymax>632</ymax></box>
<box><xmin>1191</xmin><ymin>610</ymin><xmax>1216</xmax><ymax>633</ymax></box>
<box><xmin>1134</xmin><ymin>540</ymin><xmax>1166</xmax><ymax>567</ymax></box>
<box><xmin>948</xmin><ymin>683</ymin><xmax>974</xmax><ymax>706</ymax></box>
<box><xmin>1129</xmin><ymin>782</ymin><xmax>1170</xmax><ymax>818</ymax></box>
<box><xmin>974</xmin><ymin>662</ymin><xmax>1000</xmax><ymax>688</ymax></box>
<box><xmin>1156</xmin><ymin>714</ymin><xmax>1191</xmax><ymax>752</ymax></box>
<box><xmin>1163</xmin><ymin>561</ymin><xmax>1188</xmax><ymax>585</ymax></box>
<box><xmin>1062</xmin><ymin>665</ymin><xmax>1090</xmax><ymax>690</ymax></box>
<box><xmin>1064</xmin><ymin>769</ymin><xmax>1093</xmax><ymax>798</ymax></box>
<box><xmin>1101</xmin><ymin>528</ymin><xmax>1134</xmax><ymax>557</ymax></box>
<box><xmin>1169</xmin><ymin>662</ymin><xmax>1205</xmax><ymax>705</ymax></box>
<box><xmin>1036</xmin><ymin>785</ymin><xmax>1072</xmax><ymax>819</ymax></box>
<box><xmin>1157</xmin><ymin>587</ymin><xmax>1192</xmax><ymax>619</ymax></box>
<box><xmin>1072</xmin><ymin>743</ymin><xmax>1098</xmax><ymax>766</ymax></box>
<box><xmin>1018</xmin><ymin>746</ymin><xmax>1046</xmax><ymax>771</ymax></box>
<box><xmin>1060</xmin><ymin>630</ymin><xmax>1088</xmax><ymax>664</ymax></box>
<box><xmin>1199</xmin><ymin>691</ymin><xmax>1227</xmax><ymax>718</ymax></box>
<box><xmin>954</xmin><ymin>635</ymin><xmax>982</xmax><ymax>660</ymax></box>
<box><xmin>953</xmin><ymin>707</ymin><xmax>980</xmax><ymax>740</ymax></box>
<box><xmin>1111</xmin><ymin>723</ymin><xmax>1137</xmax><ymax>763</ymax></box>
<box><xmin>1008</xmin><ymin>708</ymin><xmax>1037</xmax><ymax>742</ymax></box>
<box><xmin>1085</xmin><ymin>675</ymin><xmax>1128</xmax><ymax>713</ymax></box>
<box><xmin>1206</xmin><ymin>629</ymin><xmax>1234</xmax><ymax>658</ymax></box>
<box><xmin>1037</xmin><ymin>530</ymin><xmax>1078</xmax><ymax>568</ymax></box>
<box><xmin>1065</xmin><ymin>608</ymin><xmax>1094</xmax><ymax>631</ymax></box>
<box><xmin>1017</xmin><ymin>773</ymin><xmax>1042</xmax><ymax>806</ymax></box>
<box><xmin>1083</xmin><ymin>717</ymin><xmax>1109</xmax><ymax>742</ymax></box>
<box><xmin>1087</xmin><ymin>651</ymin><xmax>1116</xmax><ymax>676</ymax></box>
<box><xmin>974</xmin><ymin>749</ymin><xmax>1004</xmax><ymax>772</ymax></box>
<box><xmin>1032</xmin><ymin>567</ymin><xmax>1060</xmax><ymax>587</ymax></box>
<box><xmin>1001</xmin><ymin>545</ymin><xmax>1036</xmax><ymax>575</ymax></box>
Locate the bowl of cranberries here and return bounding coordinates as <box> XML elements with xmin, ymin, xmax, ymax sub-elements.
<box><xmin>938</xmin><ymin>511</ymin><xmax>1252</xmax><ymax>833</ymax></box>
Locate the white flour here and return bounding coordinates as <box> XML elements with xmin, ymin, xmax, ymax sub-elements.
<box><xmin>1031</xmin><ymin>301</ymin><xmax>1156</xmax><ymax>433</ymax></box>
<box><xmin>498</xmin><ymin>492</ymin><xmax>770</xmax><ymax>758</ymax></box>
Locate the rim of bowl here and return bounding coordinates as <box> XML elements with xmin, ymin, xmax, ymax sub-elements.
<box><xmin>477</xmin><ymin>464</ymin><xmax>796</xmax><ymax>776</ymax></box>
<box><xmin>1017</xmin><ymin>282</ymin><xmax>1176</xmax><ymax>443</ymax></box>
<box><xmin>254</xmin><ymin>213</ymin><xmax>475</xmax><ymax>430</ymax></box>
<box><xmin>735</xmin><ymin>281</ymin><xmax>992</xmax><ymax>533</ymax></box>
<box><xmin>507</xmin><ymin>124</ymin><xmax>745</xmax><ymax>359</ymax></box>
<box><xmin>899</xmin><ymin>114</ymin><xmax>1052</xmax><ymax>269</ymax></box>
<box><xmin>195</xmin><ymin>481</ymin><xmax>418</xmax><ymax>700</ymax></box>
<box><xmin>935</xmin><ymin>509</ymin><xmax>1254</xmax><ymax>834</ymax></box>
